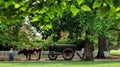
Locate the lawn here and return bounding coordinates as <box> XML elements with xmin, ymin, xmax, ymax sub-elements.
<box><xmin>0</xmin><ymin>61</ymin><xmax>120</xmax><ymax>67</ymax></box>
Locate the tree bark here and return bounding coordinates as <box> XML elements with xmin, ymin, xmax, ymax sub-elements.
<box><xmin>96</xmin><ymin>34</ymin><xmax>106</xmax><ymax>59</ymax></box>
<box><xmin>82</xmin><ymin>38</ymin><xmax>94</xmax><ymax>61</ymax></box>
<box><xmin>118</xmin><ymin>33</ymin><xmax>120</xmax><ymax>48</ymax></box>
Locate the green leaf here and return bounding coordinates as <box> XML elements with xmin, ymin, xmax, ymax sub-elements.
<box><xmin>32</xmin><ymin>16</ymin><xmax>40</xmax><ymax>22</ymax></box>
<box><xmin>109</xmin><ymin>7</ymin><xmax>116</xmax><ymax>16</ymax></box>
<box><xmin>77</xmin><ymin>0</ymin><xmax>84</xmax><ymax>5</ymax></box>
<box><xmin>46</xmin><ymin>6</ymin><xmax>59</xmax><ymax>19</ymax></box>
<box><xmin>5</xmin><ymin>2</ymin><xmax>12</xmax><ymax>8</ymax></box>
<box><xmin>61</xmin><ymin>1</ymin><xmax>67</xmax><ymax>10</ymax></box>
<box><xmin>40</xmin><ymin>7</ymin><xmax>48</xmax><ymax>14</ymax></box>
<box><xmin>103</xmin><ymin>2</ymin><xmax>107</xmax><ymax>7</ymax></box>
<box><xmin>20</xmin><ymin>7</ymin><xmax>26</xmax><ymax>11</ymax></box>
<box><xmin>61</xmin><ymin>1</ymin><xmax>66</xmax><ymax>6</ymax></box>
<box><xmin>44</xmin><ymin>16</ymin><xmax>50</xmax><ymax>22</ymax></box>
<box><xmin>43</xmin><ymin>24</ymin><xmax>52</xmax><ymax>30</ymax></box>
<box><xmin>21</xmin><ymin>13</ymin><xmax>28</xmax><ymax>18</ymax></box>
<box><xmin>0</xmin><ymin>0</ymin><xmax>4</xmax><ymax>3</ymax></box>
<box><xmin>100</xmin><ymin>5</ymin><xmax>110</xmax><ymax>17</ymax></box>
<box><xmin>14</xmin><ymin>3</ymin><xmax>20</xmax><ymax>8</ymax></box>
<box><xmin>46</xmin><ymin>24</ymin><xmax>52</xmax><ymax>29</ymax></box>
<box><xmin>93</xmin><ymin>0</ymin><xmax>102</xmax><ymax>8</ymax></box>
<box><xmin>81</xmin><ymin>5</ymin><xmax>91</xmax><ymax>11</ymax></box>
<box><xmin>70</xmin><ymin>4</ymin><xmax>79</xmax><ymax>16</ymax></box>
<box><xmin>116</xmin><ymin>12</ymin><xmax>120</xmax><ymax>17</ymax></box>
<box><xmin>116</xmin><ymin>7</ymin><xmax>120</xmax><ymax>12</ymax></box>
<box><xmin>112</xmin><ymin>0</ymin><xmax>120</xmax><ymax>8</ymax></box>
<box><xmin>55</xmin><ymin>7</ymin><xmax>62</xmax><ymax>18</ymax></box>
<box><xmin>47</xmin><ymin>12</ymin><xmax>55</xmax><ymax>19</ymax></box>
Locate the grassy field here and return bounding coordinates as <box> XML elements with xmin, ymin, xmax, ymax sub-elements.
<box><xmin>0</xmin><ymin>61</ymin><xmax>120</xmax><ymax>67</ymax></box>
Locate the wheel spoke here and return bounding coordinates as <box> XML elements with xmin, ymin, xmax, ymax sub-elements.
<box><xmin>48</xmin><ymin>51</ymin><xmax>57</xmax><ymax>60</ymax></box>
<box><xmin>62</xmin><ymin>48</ymin><xmax>74</xmax><ymax>60</ymax></box>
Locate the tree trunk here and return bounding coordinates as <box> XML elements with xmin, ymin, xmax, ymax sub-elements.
<box><xmin>96</xmin><ymin>34</ymin><xmax>106</xmax><ymax>59</ymax></box>
<box><xmin>105</xmin><ymin>38</ymin><xmax>111</xmax><ymax>51</ymax></box>
<box><xmin>117</xmin><ymin>33</ymin><xmax>120</xmax><ymax>48</ymax></box>
<box><xmin>82</xmin><ymin>38</ymin><xmax>94</xmax><ymax>61</ymax></box>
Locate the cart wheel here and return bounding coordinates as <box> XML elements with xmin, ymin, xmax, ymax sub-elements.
<box><xmin>48</xmin><ymin>51</ymin><xmax>57</xmax><ymax>60</ymax></box>
<box><xmin>62</xmin><ymin>48</ymin><xmax>74</xmax><ymax>60</ymax></box>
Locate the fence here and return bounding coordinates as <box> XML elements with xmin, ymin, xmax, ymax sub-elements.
<box><xmin>0</xmin><ymin>51</ymin><xmax>110</xmax><ymax>60</ymax></box>
<box><xmin>0</xmin><ymin>51</ymin><xmax>18</xmax><ymax>57</ymax></box>
<box><xmin>0</xmin><ymin>51</ymin><xmax>49</xmax><ymax>60</ymax></box>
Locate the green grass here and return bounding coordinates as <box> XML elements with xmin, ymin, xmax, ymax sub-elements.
<box><xmin>0</xmin><ymin>61</ymin><xmax>120</xmax><ymax>67</ymax></box>
<box><xmin>110</xmin><ymin>50</ymin><xmax>120</xmax><ymax>56</ymax></box>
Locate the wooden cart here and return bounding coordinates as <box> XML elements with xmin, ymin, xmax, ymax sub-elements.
<box><xmin>48</xmin><ymin>44</ymin><xmax>83</xmax><ymax>60</ymax></box>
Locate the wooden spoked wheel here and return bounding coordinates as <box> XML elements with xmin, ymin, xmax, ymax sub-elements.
<box><xmin>48</xmin><ymin>51</ymin><xmax>58</xmax><ymax>60</ymax></box>
<box><xmin>62</xmin><ymin>48</ymin><xmax>74</xmax><ymax>60</ymax></box>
